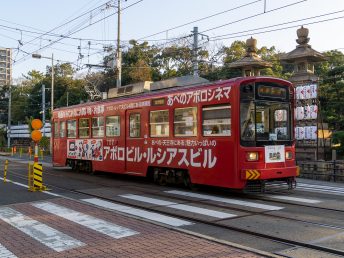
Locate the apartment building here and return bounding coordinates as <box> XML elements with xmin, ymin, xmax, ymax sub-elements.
<box><xmin>0</xmin><ymin>48</ymin><xmax>12</xmax><ymax>86</ymax></box>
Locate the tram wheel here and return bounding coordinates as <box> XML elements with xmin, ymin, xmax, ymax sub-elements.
<box><xmin>183</xmin><ymin>172</ymin><xmax>198</xmax><ymax>190</ymax></box>
<box><xmin>85</xmin><ymin>161</ymin><xmax>93</xmax><ymax>174</ymax></box>
<box><xmin>71</xmin><ymin>160</ymin><xmax>77</xmax><ymax>171</ymax></box>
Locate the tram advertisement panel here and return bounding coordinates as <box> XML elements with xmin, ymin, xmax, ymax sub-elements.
<box><xmin>67</xmin><ymin>138</ymin><xmax>218</xmax><ymax>169</ymax></box>
<box><xmin>67</xmin><ymin>139</ymin><xmax>103</xmax><ymax>161</ymax></box>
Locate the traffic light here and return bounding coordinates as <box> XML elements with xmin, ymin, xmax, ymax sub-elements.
<box><xmin>31</xmin><ymin>119</ymin><xmax>43</xmax><ymax>142</ymax></box>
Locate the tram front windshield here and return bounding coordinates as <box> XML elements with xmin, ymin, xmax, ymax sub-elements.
<box><xmin>240</xmin><ymin>82</ymin><xmax>292</xmax><ymax>147</ymax></box>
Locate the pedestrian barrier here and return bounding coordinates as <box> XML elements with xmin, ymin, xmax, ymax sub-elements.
<box><xmin>28</xmin><ymin>162</ymin><xmax>47</xmax><ymax>192</ymax></box>
<box><xmin>40</xmin><ymin>149</ymin><xmax>44</xmax><ymax>160</ymax></box>
<box><xmin>299</xmin><ymin>160</ymin><xmax>344</xmax><ymax>182</ymax></box>
<box><xmin>28</xmin><ymin>147</ymin><xmax>32</xmax><ymax>159</ymax></box>
<box><xmin>3</xmin><ymin>159</ymin><xmax>8</xmax><ymax>183</ymax></box>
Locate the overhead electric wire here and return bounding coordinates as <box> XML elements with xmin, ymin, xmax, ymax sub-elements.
<box><xmin>13</xmin><ymin>0</ymin><xmax>143</xmax><ymax>66</ymax></box>
<box><xmin>144</xmin><ymin>0</ymin><xmax>307</xmax><ymax>50</ymax></box>
<box><xmin>200</xmin><ymin>0</ymin><xmax>307</xmax><ymax>34</ymax></box>
<box><xmin>211</xmin><ymin>15</ymin><xmax>344</xmax><ymax>41</ymax></box>
<box><xmin>210</xmin><ymin>9</ymin><xmax>344</xmax><ymax>40</ymax></box>
<box><xmin>23</xmin><ymin>0</ymin><xmax>112</xmax><ymax>46</ymax></box>
<box><xmin>136</xmin><ymin>0</ymin><xmax>263</xmax><ymax>41</ymax></box>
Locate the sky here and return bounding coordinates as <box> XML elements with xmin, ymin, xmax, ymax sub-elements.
<box><xmin>0</xmin><ymin>0</ymin><xmax>343</xmax><ymax>82</ymax></box>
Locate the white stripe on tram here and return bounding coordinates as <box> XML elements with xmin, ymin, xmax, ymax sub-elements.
<box><xmin>0</xmin><ymin>207</ymin><xmax>85</xmax><ymax>252</ymax></box>
<box><xmin>0</xmin><ymin>243</ymin><xmax>17</xmax><ymax>258</ymax></box>
<box><xmin>82</xmin><ymin>198</ymin><xmax>193</xmax><ymax>227</ymax></box>
<box><xmin>120</xmin><ymin>194</ymin><xmax>237</xmax><ymax>219</ymax></box>
<box><xmin>268</xmin><ymin>195</ymin><xmax>321</xmax><ymax>204</ymax></box>
<box><xmin>165</xmin><ymin>190</ymin><xmax>284</xmax><ymax>211</ymax></box>
<box><xmin>32</xmin><ymin>202</ymin><xmax>139</xmax><ymax>239</ymax></box>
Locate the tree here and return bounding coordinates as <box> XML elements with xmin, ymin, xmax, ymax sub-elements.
<box><xmin>120</xmin><ymin>40</ymin><xmax>160</xmax><ymax>85</ymax></box>
<box><xmin>319</xmin><ymin>65</ymin><xmax>344</xmax><ymax>130</ymax></box>
<box><xmin>315</xmin><ymin>50</ymin><xmax>344</xmax><ymax>78</ymax></box>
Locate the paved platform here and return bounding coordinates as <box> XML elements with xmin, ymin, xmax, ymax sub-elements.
<box><xmin>0</xmin><ymin>178</ymin><xmax>275</xmax><ymax>258</ymax></box>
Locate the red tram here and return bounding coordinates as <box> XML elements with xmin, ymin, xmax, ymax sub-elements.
<box><xmin>52</xmin><ymin>76</ymin><xmax>298</xmax><ymax>192</ymax></box>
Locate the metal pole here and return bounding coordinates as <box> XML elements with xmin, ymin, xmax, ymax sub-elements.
<box><xmin>7</xmin><ymin>85</ymin><xmax>11</xmax><ymax>148</ymax></box>
<box><xmin>51</xmin><ymin>53</ymin><xmax>54</xmax><ymax>113</ymax></box>
<box><xmin>67</xmin><ymin>91</ymin><xmax>69</xmax><ymax>107</ymax></box>
<box><xmin>50</xmin><ymin>53</ymin><xmax>54</xmax><ymax>155</ymax></box>
<box><xmin>192</xmin><ymin>27</ymin><xmax>199</xmax><ymax>76</ymax></box>
<box><xmin>42</xmin><ymin>84</ymin><xmax>46</xmax><ymax>137</ymax></box>
<box><xmin>116</xmin><ymin>0</ymin><xmax>122</xmax><ymax>87</ymax></box>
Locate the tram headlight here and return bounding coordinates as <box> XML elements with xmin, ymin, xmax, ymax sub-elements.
<box><xmin>246</xmin><ymin>152</ymin><xmax>259</xmax><ymax>161</ymax></box>
<box><xmin>285</xmin><ymin>151</ymin><xmax>293</xmax><ymax>160</ymax></box>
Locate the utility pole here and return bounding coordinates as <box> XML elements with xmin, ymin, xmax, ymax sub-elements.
<box><xmin>67</xmin><ymin>91</ymin><xmax>69</xmax><ymax>107</ymax></box>
<box><xmin>7</xmin><ymin>85</ymin><xmax>11</xmax><ymax>148</ymax></box>
<box><xmin>42</xmin><ymin>84</ymin><xmax>46</xmax><ymax>137</ymax></box>
<box><xmin>51</xmin><ymin>53</ymin><xmax>54</xmax><ymax>112</ymax></box>
<box><xmin>192</xmin><ymin>27</ymin><xmax>209</xmax><ymax>77</ymax></box>
<box><xmin>116</xmin><ymin>0</ymin><xmax>122</xmax><ymax>87</ymax></box>
<box><xmin>192</xmin><ymin>27</ymin><xmax>199</xmax><ymax>77</ymax></box>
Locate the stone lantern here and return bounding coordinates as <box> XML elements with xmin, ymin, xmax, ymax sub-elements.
<box><xmin>281</xmin><ymin>26</ymin><xmax>327</xmax><ymax>161</ymax></box>
<box><xmin>280</xmin><ymin>26</ymin><xmax>326</xmax><ymax>82</ymax></box>
<box><xmin>229</xmin><ymin>37</ymin><xmax>272</xmax><ymax>76</ymax></box>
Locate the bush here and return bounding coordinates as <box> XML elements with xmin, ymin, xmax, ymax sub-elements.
<box><xmin>39</xmin><ymin>136</ymin><xmax>50</xmax><ymax>154</ymax></box>
<box><xmin>332</xmin><ymin>131</ymin><xmax>344</xmax><ymax>157</ymax></box>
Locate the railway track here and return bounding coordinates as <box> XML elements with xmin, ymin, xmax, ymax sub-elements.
<box><xmin>4</xmin><ymin>162</ymin><xmax>344</xmax><ymax>257</ymax></box>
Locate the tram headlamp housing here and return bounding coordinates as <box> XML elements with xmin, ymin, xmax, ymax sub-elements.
<box><xmin>246</xmin><ymin>152</ymin><xmax>259</xmax><ymax>161</ymax></box>
<box><xmin>285</xmin><ymin>151</ymin><xmax>293</xmax><ymax>160</ymax></box>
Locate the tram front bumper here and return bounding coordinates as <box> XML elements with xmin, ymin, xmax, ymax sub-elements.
<box><xmin>241</xmin><ymin>166</ymin><xmax>299</xmax><ymax>180</ymax></box>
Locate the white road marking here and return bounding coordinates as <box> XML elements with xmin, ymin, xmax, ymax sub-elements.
<box><xmin>165</xmin><ymin>190</ymin><xmax>284</xmax><ymax>211</ymax></box>
<box><xmin>0</xmin><ymin>207</ymin><xmax>85</xmax><ymax>252</ymax></box>
<box><xmin>83</xmin><ymin>198</ymin><xmax>193</xmax><ymax>227</ymax></box>
<box><xmin>297</xmin><ymin>183</ymin><xmax>344</xmax><ymax>195</ymax></box>
<box><xmin>268</xmin><ymin>195</ymin><xmax>321</xmax><ymax>204</ymax></box>
<box><xmin>0</xmin><ymin>243</ymin><xmax>17</xmax><ymax>258</ymax></box>
<box><xmin>0</xmin><ymin>177</ymin><xmax>62</xmax><ymax>197</ymax></box>
<box><xmin>32</xmin><ymin>202</ymin><xmax>139</xmax><ymax>239</ymax></box>
<box><xmin>298</xmin><ymin>183</ymin><xmax>344</xmax><ymax>191</ymax></box>
<box><xmin>120</xmin><ymin>194</ymin><xmax>237</xmax><ymax>219</ymax></box>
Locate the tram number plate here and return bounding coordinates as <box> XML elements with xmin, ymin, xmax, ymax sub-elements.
<box><xmin>265</xmin><ymin>145</ymin><xmax>285</xmax><ymax>163</ymax></box>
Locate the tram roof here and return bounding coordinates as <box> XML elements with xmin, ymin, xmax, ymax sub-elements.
<box><xmin>54</xmin><ymin>76</ymin><xmax>289</xmax><ymax>112</ymax></box>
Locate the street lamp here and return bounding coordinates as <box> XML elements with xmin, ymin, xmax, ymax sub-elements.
<box><xmin>32</xmin><ymin>53</ymin><xmax>54</xmax><ymax>113</ymax></box>
<box><xmin>32</xmin><ymin>53</ymin><xmax>54</xmax><ymax>155</ymax></box>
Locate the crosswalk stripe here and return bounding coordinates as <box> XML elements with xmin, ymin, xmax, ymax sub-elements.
<box><xmin>82</xmin><ymin>198</ymin><xmax>194</xmax><ymax>227</ymax></box>
<box><xmin>0</xmin><ymin>243</ymin><xmax>17</xmax><ymax>258</ymax></box>
<box><xmin>298</xmin><ymin>183</ymin><xmax>344</xmax><ymax>192</ymax></box>
<box><xmin>32</xmin><ymin>202</ymin><xmax>139</xmax><ymax>239</ymax></box>
<box><xmin>120</xmin><ymin>194</ymin><xmax>237</xmax><ymax>219</ymax></box>
<box><xmin>268</xmin><ymin>195</ymin><xmax>321</xmax><ymax>204</ymax></box>
<box><xmin>296</xmin><ymin>186</ymin><xmax>344</xmax><ymax>195</ymax></box>
<box><xmin>0</xmin><ymin>207</ymin><xmax>85</xmax><ymax>252</ymax></box>
<box><xmin>165</xmin><ymin>190</ymin><xmax>284</xmax><ymax>211</ymax></box>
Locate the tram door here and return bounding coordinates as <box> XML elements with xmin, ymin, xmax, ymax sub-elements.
<box><xmin>125</xmin><ymin>109</ymin><xmax>146</xmax><ymax>175</ymax></box>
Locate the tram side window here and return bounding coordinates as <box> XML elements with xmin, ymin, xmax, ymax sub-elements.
<box><xmin>129</xmin><ymin>113</ymin><xmax>141</xmax><ymax>138</ymax></box>
<box><xmin>79</xmin><ymin>118</ymin><xmax>90</xmax><ymax>138</ymax></box>
<box><xmin>67</xmin><ymin>120</ymin><xmax>76</xmax><ymax>138</ymax></box>
<box><xmin>53</xmin><ymin>122</ymin><xmax>59</xmax><ymax>138</ymax></box>
<box><xmin>60</xmin><ymin>121</ymin><xmax>66</xmax><ymax>138</ymax></box>
<box><xmin>150</xmin><ymin>110</ymin><xmax>169</xmax><ymax>137</ymax></box>
<box><xmin>92</xmin><ymin>117</ymin><xmax>104</xmax><ymax>137</ymax></box>
<box><xmin>203</xmin><ymin>105</ymin><xmax>231</xmax><ymax>136</ymax></box>
<box><xmin>106</xmin><ymin>116</ymin><xmax>120</xmax><ymax>137</ymax></box>
<box><xmin>174</xmin><ymin>107</ymin><xmax>197</xmax><ymax>136</ymax></box>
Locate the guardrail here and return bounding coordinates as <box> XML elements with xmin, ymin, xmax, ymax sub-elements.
<box><xmin>298</xmin><ymin>160</ymin><xmax>344</xmax><ymax>182</ymax></box>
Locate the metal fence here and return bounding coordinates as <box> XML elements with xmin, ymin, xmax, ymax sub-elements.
<box><xmin>298</xmin><ymin>160</ymin><xmax>344</xmax><ymax>182</ymax></box>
